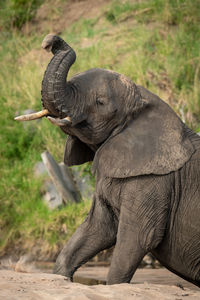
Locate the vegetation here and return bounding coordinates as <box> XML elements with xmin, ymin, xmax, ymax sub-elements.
<box><xmin>0</xmin><ymin>0</ymin><xmax>199</xmax><ymax>258</ymax></box>
<box><xmin>0</xmin><ymin>0</ymin><xmax>42</xmax><ymax>29</ymax></box>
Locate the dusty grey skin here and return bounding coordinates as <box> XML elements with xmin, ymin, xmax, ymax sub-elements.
<box><xmin>38</xmin><ymin>35</ymin><xmax>200</xmax><ymax>286</ymax></box>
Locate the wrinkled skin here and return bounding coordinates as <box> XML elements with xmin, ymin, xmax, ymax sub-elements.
<box><xmin>30</xmin><ymin>36</ymin><xmax>200</xmax><ymax>286</ymax></box>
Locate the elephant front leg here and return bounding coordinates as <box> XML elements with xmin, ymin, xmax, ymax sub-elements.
<box><xmin>107</xmin><ymin>221</ymin><xmax>147</xmax><ymax>284</ymax></box>
<box><xmin>53</xmin><ymin>196</ymin><xmax>117</xmax><ymax>279</ymax></box>
<box><xmin>107</xmin><ymin>206</ymin><xmax>166</xmax><ymax>284</ymax></box>
<box><xmin>107</xmin><ymin>176</ymin><xmax>169</xmax><ymax>284</ymax></box>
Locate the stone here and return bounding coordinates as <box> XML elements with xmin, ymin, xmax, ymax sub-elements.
<box><xmin>41</xmin><ymin>151</ymin><xmax>81</xmax><ymax>204</ymax></box>
<box><xmin>72</xmin><ymin>166</ymin><xmax>94</xmax><ymax>199</ymax></box>
<box><xmin>34</xmin><ymin>160</ymin><xmax>63</xmax><ymax>209</ymax></box>
<box><xmin>34</xmin><ymin>161</ymin><xmax>48</xmax><ymax>177</ymax></box>
<box><xmin>43</xmin><ymin>181</ymin><xmax>63</xmax><ymax>209</ymax></box>
<box><xmin>34</xmin><ymin>152</ymin><xmax>82</xmax><ymax>209</ymax></box>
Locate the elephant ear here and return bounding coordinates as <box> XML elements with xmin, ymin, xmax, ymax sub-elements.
<box><xmin>92</xmin><ymin>86</ymin><xmax>194</xmax><ymax>178</ymax></box>
<box><xmin>64</xmin><ymin>135</ymin><xmax>94</xmax><ymax>166</ymax></box>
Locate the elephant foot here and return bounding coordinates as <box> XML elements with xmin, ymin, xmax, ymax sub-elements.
<box><xmin>53</xmin><ymin>263</ymin><xmax>73</xmax><ymax>281</ymax></box>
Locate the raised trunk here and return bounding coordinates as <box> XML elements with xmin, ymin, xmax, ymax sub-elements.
<box><xmin>41</xmin><ymin>37</ymin><xmax>76</xmax><ymax>118</ymax></box>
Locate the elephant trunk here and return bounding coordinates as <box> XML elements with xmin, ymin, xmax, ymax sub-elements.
<box><xmin>14</xmin><ymin>35</ymin><xmax>76</xmax><ymax>123</ymax></box>
<box><xmin>41</xmin><ymin>35</ymin><xmax>76</xmax><ymax>118</ymax></box>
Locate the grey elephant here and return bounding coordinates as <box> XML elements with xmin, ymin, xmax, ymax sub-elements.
<box><xmin>16</xmin><ymin>35</ymin><xmax>200</xmax><ymax>287</ymax></box>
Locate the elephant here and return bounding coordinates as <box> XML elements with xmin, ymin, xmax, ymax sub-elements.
<box><xmin>15</xmin><ymin>35</ymin><xmax>200</xmax><ymax>287</ymax></box>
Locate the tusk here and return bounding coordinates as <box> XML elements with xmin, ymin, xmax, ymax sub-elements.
<box><xmin>47</xmin><ymin>116</ymin><xmax>72</xmax><ymax>126</ymax></box>
<box><xmin>14</xmin><ymin>109</ymin><xmax>49</xmax><ymax>121</ymax></box>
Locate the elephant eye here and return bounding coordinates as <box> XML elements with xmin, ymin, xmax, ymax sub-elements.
<box><xmin>96</xmin><ymin>98</ymin><xmax>104</xmax><ymax>106</ymax></box>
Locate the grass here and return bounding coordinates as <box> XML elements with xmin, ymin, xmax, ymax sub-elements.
<box><xmin>0</xmin><ymin>0</ymin><xmax>199</xmax><ymax>258</ymax></box>
<box><xmin>62</xmin><ymin>0</ymin><xmax>200</xmax><ymax>127</ymax></box>
<box><xmin>0</xmin><ymin>0</ymin><xmax>42</xmax><ymax>29</ymax></box>
<box><xmin>0</xmin><ymin>32</ymin><xmax>91</xmax><ymax>257</ymax></box>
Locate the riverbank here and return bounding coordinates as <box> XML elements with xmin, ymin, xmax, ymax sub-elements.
<box><xmin>0</xmin><ymin>268</ymin><xmax>199</xmax><ymax>300</ymax></box>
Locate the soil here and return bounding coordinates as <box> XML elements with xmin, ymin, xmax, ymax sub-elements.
<box><xmin>0</xmin><ymin>268</ymin><xmax>200</xmax><ymax>300</ymax></box>
<box><xmin>75</xmin><ymin>267</ymin><xmax>200</xmax><ymax>291</ymax></box>
<box><xmin>23</xmin><ymin>0</ymin><xmax>110</xmax><ymax>35</ymax></box>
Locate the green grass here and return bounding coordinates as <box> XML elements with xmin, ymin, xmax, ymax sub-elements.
<box><xmin>0</xmin><ymin>0</ymin><xmax>42</xmax><ymax>29</ymax></box>
<box><xmin>0</xmin><ymin>32</ymin><xmax>91</xmax><ymax>257</ymax></box>
<box><xmin>0</xmin><ymin>0</ymin><xmax>199</xmax><ymax>259</ymax></box>
<box><xmin>104</xmin><ymin>0</ymin><xmax>200</xmax><ymax>126</ymax></box>
<box><xmin>106</xmin><ymin>0</ymin><xmax>200</xmax><ymax>26</ymax></box>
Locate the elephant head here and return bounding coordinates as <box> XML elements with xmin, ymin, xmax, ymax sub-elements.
<box><xmin>16</xmin><ymin>35</ymin><xmax>194</xmax><ymax>177</ymax></box>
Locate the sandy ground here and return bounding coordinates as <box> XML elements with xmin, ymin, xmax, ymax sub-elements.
<box><xmin>75</xmin><ymin>267</ymin><xmax>200</xmax><ymax>290</ymax></box>
<box><xmin>0</xmin><ymin>268</ymin><xmax>199</xmax><ymax>300</ymax></box>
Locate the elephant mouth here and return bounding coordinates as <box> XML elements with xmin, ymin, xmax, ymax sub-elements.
<box><xmin>14</xmin><ymin>109</ymin><xmax>72</xmax><ymax>127</ymax></box>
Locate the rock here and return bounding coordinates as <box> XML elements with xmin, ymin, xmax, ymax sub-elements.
<box><xmin>34</xmin><ymin>152</ymin><xmax>82</xmax><ymax>209</ymax></box>
<box><xmin>0</xmin><ymin>270</ymin><xmax>200</xmax><ymax>300</ymax></box>
<box><xmin>142</xmin><ymin>253</ymin><xmax>161</xmax><ymax>268</ymax></box>
<box><xmin>41</xmin><ymin>151</ymin><xmax>82</xmax><ymax>204</ymax></box>
<box><xmin>43</xmin><ymin>181</ymin><xmax>63</xmax><ymax>209</ymax></box>
<box><xmin>72</xmin><ymin>165</ymin><xmax>94</xmax><ymax>199</ymax></box>
<box><xmin>34</xmin><ymin>161</ymin><xmax>47</xmax><ymax>177</ymax></box>
<box><xmin>34</xmin><ymin>160</ymin><xmax>63</xmax><ymax>209</ymax></box>
<box><xmin>143</xmin><ymin>254</ymin><xmax>154</xmax><ymax>266</ymax></box>
<box><xmin>59</xmin><ymin>163</ymin><xmax>82</xmax><ymax>203</ymax></box>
